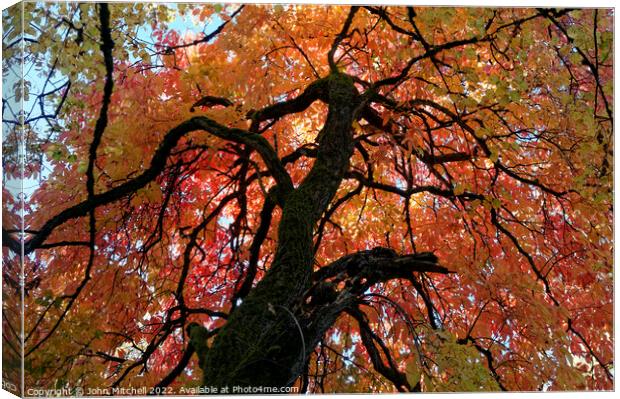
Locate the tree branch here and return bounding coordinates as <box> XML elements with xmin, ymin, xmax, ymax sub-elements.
<box><xmin>313</xmin><ymin>247</ymin><xmax>450</xmax><ymax>285</ymax></box>
<box><xmin>23</xmin><ymin>116</ymin><xmax>292</xmax><ymax>253</ymax></box>
<box><xmin>327</xmin><ymin>6</ymin><xmax>360</xmax><ymax>71</ymax></box>
<box><xmin>247</xmin><ymin>77</ymin><xmax>328</xmax><ymax>130</ymax></box>
<box><xmin>160</xmin><ymin>5</ymin><xmax>244</xmax><ymax>54</ymax></box>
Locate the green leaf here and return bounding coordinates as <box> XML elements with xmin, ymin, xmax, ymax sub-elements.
<box><xmin>77</xmin><ymin>160</ymin><xmax>88</xmax><ymax>174</ymax></box>
<box><xmin>405</xmin><ymin>360</ymin><xmax>421</xmax><ymax>388</ymax></box>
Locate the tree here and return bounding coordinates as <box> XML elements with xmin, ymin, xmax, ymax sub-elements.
<box><xmin>2</xmin><ymin>2</ymin><xmax>613</xmax><ymax>393</ymax></box>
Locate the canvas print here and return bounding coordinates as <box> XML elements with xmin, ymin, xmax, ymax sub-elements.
<box><xmin>1</xmin><ymin>1</ymin><xmax>613</xmax><ymax>396</ymax></box>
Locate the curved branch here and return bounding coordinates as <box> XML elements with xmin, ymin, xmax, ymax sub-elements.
<box><xmin>456</xmin><ymin>336</ymin><xmax>508</xmax><ymax>391</ymax></box>
<box><xmin>368</xmin><ymin>9</ymin><xmax>563</xmax><ymax>89</ymax></box>
<box><xmin>247</xmin><ymin>77</ymin><xmax>328</xmax><ymax>130</ymax></box>
<box><xmin>232</xmin><ymin>195</ymin><xmax>276</xmax><ymax>304</ymax></box>
<box><xmin>24</xmin><ymin>4</ymin><xmax>113</xmax><ymax>357</ymax></box>
<box><xmin>86</xmin><ymin>3</ymin><xmax>114</xmax><ymax>199</ymax></box>
<box><xmin>313</xmin><ymin>247</ymin><xmax>450</xmax><ymax>284</ymax></box>
<box><xmin>348</xmin><ymin>306</ymin><xmax>414</xmax><ymax>392</ymax></box>
<box><xmin>345</xmin><ymin>170</ymin><xmax>483</xmax><ymax>201</ymax></box>
<box><xmin>23</xmin><ymin>116</ymin><xmax>292</xmax><ymax>253</ymax></box>
<box><xmin>372</xmin><ymin>95</ymin><xmax>570</xmax><ymax>197</ymax></box>
<box><xmin>160</xmin><ymin>5</ymin><xmax>244</xmax><ymax>54</ymax></box>
<box><xmin>327</xmin><ymin>6</ymin><xmax>360</xmax><ymax>71</ymax></box>
<box><xmin>364</xmin><ymin>6</ymin><xmax>419</xmax><ymax>39</ymax></box>
<box><xmin>152</xmin><ymin>345</ymin><xmax>195</xmax><ymax>390</ymax></box>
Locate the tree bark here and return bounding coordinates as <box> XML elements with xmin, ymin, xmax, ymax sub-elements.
<box><xmin>200</xmin><ymin>72</ymin><xmax>360</xmax><ymax>388</ymax></box>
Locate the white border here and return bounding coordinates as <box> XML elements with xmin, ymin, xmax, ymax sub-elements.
<box><xmin>0</xmin><ymin>1</ymin><xmax>617</xmax><ymax>399</ymax></box>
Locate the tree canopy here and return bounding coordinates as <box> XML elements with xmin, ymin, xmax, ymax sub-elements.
<box><xmin>2</xmin><ymin>2</ymin><xmax>613</xmax><ymax>393</ymax></box>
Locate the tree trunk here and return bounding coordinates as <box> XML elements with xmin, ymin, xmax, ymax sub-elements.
<box><xmin>199</xmin><ymin>72</ymin><xmax>360</xmax><ymax>389</ymax></box>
